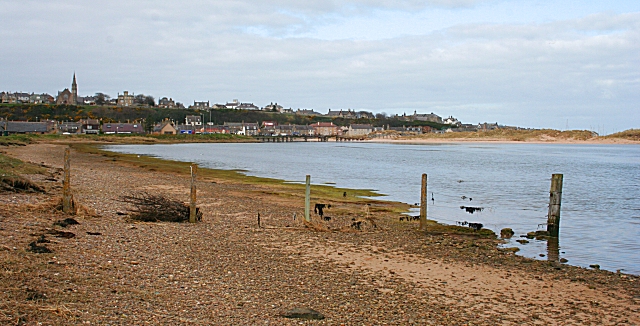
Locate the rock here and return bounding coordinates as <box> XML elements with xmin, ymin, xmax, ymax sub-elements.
<box><xmin>27</xmin><ymin>242</ymin><xmax>52</xmax><ymax>254</ymax></box>
<box><xmin>516</xmin><ymin>239</ymin><xmax>529</xmax><ymax>244</ymax></box>
<box><xmin>53</xmin><ymin>218</ymin><xmax>80</xmax><ymax>228</ymax></box>
<box><xmin>589</xmin><ymin>264</ymin><xmax>600</xmax><ymax>270</ymax></box>
<box><xmin>500</xmin><ymin>228</ymin><xmax>514</xmax><ymax>238</ymax></box>
<box><xmin>281</xmin><ymin>307</ymin><xmax>325</xmax><ymax>320</ymax></box>
<box><xmin>560</xmin><ymin>258</ymin><xmax>569</xmax><ymax>263</ymax></box>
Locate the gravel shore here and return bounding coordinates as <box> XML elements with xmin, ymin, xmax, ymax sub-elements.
<box><xmin>1</xmin><ymin>143</ymin><xmax>638</xmax><ymax>325</ymax></box>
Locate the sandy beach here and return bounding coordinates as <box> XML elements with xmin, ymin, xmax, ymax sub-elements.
<box><xmin>1</xmin><ymin>142</ymin><xmax>638</xmax><ymax>325</ymax></box>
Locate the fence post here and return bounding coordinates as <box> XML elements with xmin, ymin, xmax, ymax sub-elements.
<box><xmin>419</xmin><ymin>173</ymin><xmax>427</xmax><ymax>231</ymax></box>
<box><xmin>189</xmin><ymin>163</ymin><xmax>198</xmax><ymax>223</ymax></box>
<box><xmin>62</xmin><ymin>148</ymin><xmax>73</xmax><ymax>213</ymax></box>
<box><xmin>304</xmin><ymin>175</ymin><xmax>311</xmax><ymax>221</ymax></box>
<box><xmin>546</xmin><ymin>174</ymin><xmax>563</xmax><ymax>237</ymax></box>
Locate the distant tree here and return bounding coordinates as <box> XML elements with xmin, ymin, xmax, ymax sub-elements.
<box><xmin>134</xmin><ymin>94</ymin><xmax>146</xmax><ymax>106</ymax></box>
<box><xmin>95</xmin><ymin>93</ymin><xmax>110</xmax><ymax>106</ymax></box>
<box><xmin>144</xmin><ymin>95</ymin><xmax>155</xmax><ymax>107</ymax></box>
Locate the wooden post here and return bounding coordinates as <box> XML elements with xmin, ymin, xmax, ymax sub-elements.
<box><xmin>189</xmin><ymin>163</ymin><xmax>198</xmax><ymax>223</ymax></box>
<box><xmin>546</xmin><ymin>174</ymin><xmax>563</xmax><ymax>237</ymax></box>
<box><xmin>304</xmin><ymin>175</ymin><xmax>311</xmax><ymax>222</ymax></box>
<box><xmin>419</xmin><ymin>173</ymin><xmax>427</xmax><ymax>231</ymax></box>
<box><xmin>62</xmin><ymin>148</ymin><xmax>73</xmax><ymax>213</ymax></box>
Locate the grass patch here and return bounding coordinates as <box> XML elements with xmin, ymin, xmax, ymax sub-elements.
<box><xmin>605</xmin><ymin>129</ymin><xmax>640</xmax><ymax>141</ymax></box>
<box><xmin>0</xmin><ymin>154</ymin><xmax>47</xmax><ymax>193</ymax></box>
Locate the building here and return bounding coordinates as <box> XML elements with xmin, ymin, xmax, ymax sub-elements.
<box><xmin>79</xmin><ymin>119</ymin><xmax>100</xmax><ymax>134</ymax></box>
<box><xmin>153</xmin><ymin>121</ymin><xmax>177</xmax><ymax>135</ymax></box>
<box><xmin>58</xmin><ymin>121</ymin><xmax>82</xmax><ymax>134</ymax></box>
<box><xmin>347</xmin><ymin>124</ymin><xmax>373</xmax><ymax>136</ymax></box>
<box><xmin>311</xmin><ymin>122</ymin><xmax>339</xmax><ymax>136</ymax></box>
<box><xmin>1</xmin><ymin>121</ymin><xmax>54</xmax><ymax>135</ymax></box>
<box><xmin>101</xmin><ymin>122</ymin><xmax>145</xmax><ymax>134</ymax></box>
<box><xmin>263</xmin><ymin>102</ymin><xmax>283</xmax><ymax>112</ymax></box>
<box><xmin>296</xmin><ymin>109</ymin><xmax>322</xmax><ymax>116</ymax></box>
<box><xmin>158</xmin><ymin>97</ymin><xmax>177</xmax><ymax>109</ymax></box>
<box><xmin>56</xmin><ymin>73</ymin><xmax>78</xmax><ymax>105</ymax></box>
<box><xmin>327</xmin><ymin>109</ymin><xmax>356</xmax><ymax>119</ymax></box>
<box><xmin>410</xmin><ymin>111</ymin><xmax>442</xmax><ymax>123</ymax></box>
<box><xmin>117</xmin><ymin>91</ymin><xmax>135</xmax><ymax>107</ymax></box>
<box><xmin>191</xmin><ymin>101</ymin><xmax>210</xmax><ymax>109</ymax></box>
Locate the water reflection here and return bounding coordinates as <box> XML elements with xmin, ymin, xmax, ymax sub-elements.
<box><xmin>547</xmin><ymin>236</ymin><xmax>560</xmax><ymax>263</ymax></box>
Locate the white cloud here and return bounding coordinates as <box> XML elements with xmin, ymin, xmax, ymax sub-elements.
<box><xmin>1</xmin><ymin>1</ymin><xmax>639</xmax><ymax>131</ymax></box>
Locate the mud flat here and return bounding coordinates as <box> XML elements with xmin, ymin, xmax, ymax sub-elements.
<box><xmin>0</xmin><ymin>142</ymin><xmax>638</xmax><ymax>325</ymax></box>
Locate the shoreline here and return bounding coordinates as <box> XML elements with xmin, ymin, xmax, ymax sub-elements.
<box><xmin>1</xmin><ymin>141</ymin><xmax>639</xmax><ymax>324</ymax></box>
<box><xmin>366</xmin><ymin>136</ymin><xmax>640</xmax><ymax>145</ymax></box>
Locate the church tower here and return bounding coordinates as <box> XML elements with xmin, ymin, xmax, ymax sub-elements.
<box><xmin>71</xmin><ymin>73</ymin><xmax>78</xmax><ymax>105</ymax></box>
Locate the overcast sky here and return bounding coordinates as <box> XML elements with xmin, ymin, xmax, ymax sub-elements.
<box><xmin>2</xmin><ymin>0</ymin><xmax>639</xmax><ymax>133</ymax></box>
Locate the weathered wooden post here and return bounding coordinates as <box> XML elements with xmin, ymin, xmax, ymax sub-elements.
<box><xmin>189</xmin><ymin>163</ymin><xmax>198</xmax><ymax>223</ymax></box>
<box><xmin>546</xmin><ymin>174</ymin><xmax>563</xmax><ymax>237</ymax></box>
<box><xmin>419</xmin><ymin>173</ymin><xmax>427</xmax><ymax>231</ymax></box>
<box><xmin>304</xmin><ymin>175</ymin><xmax>311</xmax><ymax>222</ymax></box>
<box><xmin>62</xmin><ymin>148</ymin><xmax>73</xmax><ymax>213</ymax></box>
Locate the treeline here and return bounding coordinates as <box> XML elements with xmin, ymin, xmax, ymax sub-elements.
<box><xmin>0</xmin><ymin>104</ymin><xmax>448</xmax><ymax>129</ymax></box>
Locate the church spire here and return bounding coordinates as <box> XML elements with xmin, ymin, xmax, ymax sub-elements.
<box><xmin>71</xmin><ymin>72</ymin><xmax>78</xmax><ymax>105</ymax></box>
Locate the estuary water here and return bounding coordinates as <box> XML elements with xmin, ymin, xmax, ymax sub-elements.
<box><xmin>105</xmin><ymin>142</ymin><xmax>640</xmax><ymax>274</ymax></box>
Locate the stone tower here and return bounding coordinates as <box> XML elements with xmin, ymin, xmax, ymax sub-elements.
<box><xmin>71</xmin><ymin>73</ymin><xmax>78</xmax><ymax>105</ymax></box>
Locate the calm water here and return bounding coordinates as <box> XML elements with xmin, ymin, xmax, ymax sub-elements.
<box><xmin>105</xmin><ymin>142</ymin><xmax>640</xmax><ymax>274</ymax></box>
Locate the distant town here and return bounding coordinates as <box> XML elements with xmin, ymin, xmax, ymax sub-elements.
<box><xmin>1</xmin><ymin>74</ymin><xmax>528</xmax><ymax>137</ymax></box>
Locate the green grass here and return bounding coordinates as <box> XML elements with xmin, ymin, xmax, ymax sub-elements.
<box><xmin>0</xmin><ymin>153</ymin><xmax>46</xmax><ymax>176</ymax></box>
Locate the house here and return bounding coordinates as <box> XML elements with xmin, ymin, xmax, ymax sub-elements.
<box><xmin>327</xmin><ymin>109</ymin><xmax>356</xmax><ymax>119</ymax></box>
<box><xmin>355</xmin><ymin>111</ymin><xmax>375</xmax><ymax>119</ymax></box>
<box><xmin>225</xmin><ymin>99</ymin><xmax>240</xmax><ymax>109</ymax></box>
<box><xmin>260</xmin><ymin>121</ymin><xmax>277</xmax><ymax>136</ymax></box>
<box><xmin>79</xmin><ymin>119</ymin><xmax>100</xmax><ymax>134</ymax></box>
<box><xmin>1</xmin><ymin>92</ymin><xmax>17</xmax><ymax>103</ymax></box>
<box><xmin>203</xmin><ymin>125</ymin><xmax>229</xmax><ymax>134</ymax></box>
<box><xmin>153</xmin><ymin>121</ymin><xmax>177</xmax><ymax>135</ymax></box>
<box><xmin>347</xmin><ymin>124</ymin><xmax>373</xmax><ymax>136</ymax></box>
<box><xmin>191</xmin><ymin>101</ymin><xmax>210</xmax><ymax>109</ymax></box>
<box><xmin>1</xmin><ymin>121</ymin><xmax>53</xmax><ymax>134</ymax></box>
<box><xmin>311</xmin><ymin>122</ymin><xmax>339</xmax><ymax>136</ymax></box>
<box><xmin>237</xmin><ymin>103</ymin><xmax>260</xmax><ymax>110</ymax></box>
<box><xmin>117</xmin><ymin>91</ymin><xmax>135</xmax><ymax>107</ymax></box>
<box><xmin>158</xmin><ymin>97</ymin><xmax>177</xmax><ymax>109</ymax></box>
<box><xmin>478</xmin><ymin>122</ymin><xmax>499</xmax><ymax>131</ymax></box>
<box><xmin>223</xmin><ymin>122</ymin><xmax>244</xmax><ymax>134</ymax></box>
<box><xmin>410</xmin><ymin>111</ymin><xmax>442</xmax><ymax>123</ymax></box>
<box><xmin>263</xmin><ymin>102</ymin><xmax>283</xmax><ymax>112</ymax></box>
<box><xmin>443</xmin><ymin>116</ymin><xmax>460</xmax><ymax>126</ymax></box>
<box><xmin>185</xmin><ymin>115</ymin><xmax>202</xmax><ymax>126</ymax></box>
<box><xmin>296</xmin><ymin>109</ymin><xmax>322</xmax><ymax>116</ymax></box>
<box><xmin>293</xmin><ymin>125</ymin><xmax>314</xmax><ymax>136</ymax></box>
<box><xmin>58</xmin><ymin>121</ymin><xmax>82</xmax><ymax>134</ymax></box>
<box><xmin>101</xmin><ymin>122</ymin><xmax>145</xmax><ymax>134</ymax></box>
<box><xmin>211</xmin><ymin>103</ymin><xmax>227</xmax><ymax>110</ymax></box>
<box><xmin>242</xmin><ymin>122</ymin><xmax>260</xmax><ymax>136</ymax></box>
<box><xmin>274</xmin><ymin>124</ymin><xmax>293</xmax><ymax>136</ymax></box>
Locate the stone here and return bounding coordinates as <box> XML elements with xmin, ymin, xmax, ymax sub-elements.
<box><xmin>589</xmin><ymin>264</ymin><xmax>600</xmax><ymax>270</ymax></box>
<box><xmin>500</xmin><ymin>228</ymin><xmax>514</xmax><ymax>238</ymax></box>
<box><xmin>281</xmin><ymin>307</ymin><xmax>325</xmax><ymax>320</ymax></box>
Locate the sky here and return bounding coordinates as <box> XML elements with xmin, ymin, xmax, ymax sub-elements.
<box><xmin>1</xmin><ymin>0</ymin><xmax>639</xmax><ymax>133</ymax></box>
